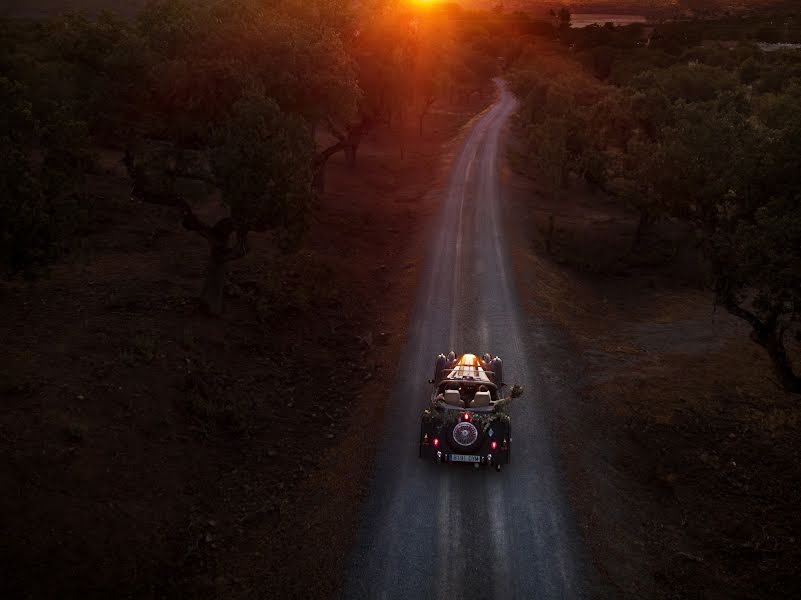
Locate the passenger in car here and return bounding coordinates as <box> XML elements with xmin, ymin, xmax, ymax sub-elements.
<box><xmin>459</xmin><ymin>384</ymin><xmax>477</xmax><ymax>402</ymax></box>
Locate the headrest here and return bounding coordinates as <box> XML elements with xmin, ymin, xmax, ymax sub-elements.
<box><xmin>443</xmin><ymin>389</ymin><xmax>462</xmax><ymax>406</ymax></box>
<box><xmin>471</xmin><ymin>390</ymin><xmax>491</xmax><ymax>407</ymax></box>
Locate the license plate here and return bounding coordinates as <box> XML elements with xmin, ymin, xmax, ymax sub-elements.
<box><xmin>448</xmin><ymin>454</ymin><xmax>481</xmax><ymax>463</ymax></box>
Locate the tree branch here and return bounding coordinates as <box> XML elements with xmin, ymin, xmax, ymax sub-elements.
<box><xmin>719</xmin><ymin>295</ymin><xmax>764</xmax><ymax>332</ymax></box>
<box><xmin>314</xmin><ymin>140</ymin><xmax>346</xmax><ymax>169</ymax></box>
<box><xmin>326</xmin><ymin>118</ymin><xmax>347</xmax><ymax>142</ymax></box>
<box><xmin>166</xmin><ymin>167</ymin><xmax>217</xmax><ymax>187</ymax></box>
<box><xmin>714</xmin><ymin>274</ymin><xmax>764</xmax><ymax>332</ymax></box>
<box><xmin>223</xmin><ymin>228</ymin><xmax>250</xmax><ymax>262</ymax></box>
<box><xmin>179</xmin><ymin>199</ymin><xmax>213</xmax><ymax>240</ymax></box>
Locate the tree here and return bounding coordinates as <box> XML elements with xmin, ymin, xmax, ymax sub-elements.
<box><xmin>714</xmin><ymin>197</ymin><xmax>801</xmax><ymax>392</ymax></box>
<box><xmin>130</xmin><ymin>91</ymin><xmax>313</xmax><ymax>315</ymax></box>
<box><xmin>128</xmin><ymin>0</ymin><xmax>359</xmax><ymax>193</ymax></box>
<box><xmin>707</xmin><ymin>96</ymin><xmax>801</xmax><ymax>392</ymax></box>
<box><xmin>315</xmin><ymin>10</ymin><xmax>405</xmax><ymax>173</ymax></box>
<box><xmin>739</xmin><ymin>56</ymin><xmax>761</xmax><ymax>84</ymax></box>
<box><xmin>305</xmin><ymin>0</ymin><xmax>429</xmax><ymax>184</ymax></box>
<box><xmin>549</xmin><ymin>7</ymin><xmax>571</xmax><ymax>39</ymax></box>
<box><xmin>510</xmin><ymin>12</ymin><xmax>801</xmax><ymax>391</ymax></box>
<box><xmin>623</xmin><ymin>134</ymin><xmax>666</xmax><ymax>246</ymax></box>
<box><xmin>647</xmin><ymin>93</ymin><xmax>801</xmax><ymax>392</ymax></box>
<box><xmin>527</xmin><ymin>117</ymin><xmax>569</xmax><ymax>193</ymax></box>
<box><xmin>0</xmin><ymin>76</ymin><xmax>91</xmax><ymax>274</ymax></box>
<box><xmin>118</xmin><ymin>0</ymin><xmax>359</xmax><ymax>311</ymax></box>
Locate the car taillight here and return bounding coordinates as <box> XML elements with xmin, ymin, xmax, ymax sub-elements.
<box><xmin>463</xmin><ymin>412</ymin><xmax>470</xmax><ymax>421</ymax></box>
<box><xmin>491</xmin><ymin>440</ymin><xmax>497</xmax><ymax>450</ymax></box>
<box><xmin>433</xmin><ymin>438</ymin><xmax>440</xmax><ymax>447</ymax></box>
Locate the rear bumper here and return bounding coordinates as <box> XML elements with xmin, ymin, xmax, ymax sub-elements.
<box><xmin>419</xmin><ymin>418</ymin><xmax>510</xmax><ymax>465</ymax></box>
<box><xmin>419</xmin><ymin>445</ymin><xmax>510</xmax><ymax>465</ymax></box>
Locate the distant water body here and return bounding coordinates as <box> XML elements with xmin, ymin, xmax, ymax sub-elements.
<box><xmin>758</xmin><ymin>42</ymin><xmax>801</xmax><ymax>52</ymax></box>
<box><xmin>571</xmin><ymin>14</ymin><xmax>647</xmax><ymax>28</ymax></box>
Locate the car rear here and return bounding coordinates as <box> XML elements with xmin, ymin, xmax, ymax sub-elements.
<box><xmin>420</xmin><ymin>410</ymin><xmax>510</xmax><ymax>470</ymax></box>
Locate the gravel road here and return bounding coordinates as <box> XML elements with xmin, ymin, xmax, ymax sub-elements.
<box><xmin>343</xmin><ymin>80</ymin><xmax>590</xmax><ymax>600</ymax></box>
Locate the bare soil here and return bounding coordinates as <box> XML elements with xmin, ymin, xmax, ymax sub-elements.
<box><xmin>505</xmin><ymin>139</ymin><xmax>801</xmax><ymax>600</ymax></box>
<box><xmin>0</xmin><ymin>95</ymin><xmax>492</xmax><ymax>599</ymax></box>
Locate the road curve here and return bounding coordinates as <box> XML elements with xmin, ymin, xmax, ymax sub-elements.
<box><xmin>343</xmin><ymin>80</ymin><xmax>590</xmax><ymax>599</ymax></box>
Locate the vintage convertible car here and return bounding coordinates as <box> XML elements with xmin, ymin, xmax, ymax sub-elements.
<box><xmin>419</xmin><ymin>352</ymin><xmax>520</xmax><ymax>472</ymax></box>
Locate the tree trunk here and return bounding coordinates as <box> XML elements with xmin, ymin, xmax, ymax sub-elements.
<box><xmin>344</xmin><ymin>142</ymin><xmax>358</xmax><ymax>167</ymax></box>
<box><xmin>313</xmin><ymin>140</ymin><xmax>345</xmax><ymax>194</ymax></box>
<box><xmin>313</xmin><ymin>164</ymin><xmax>327</xmax><ymax>193</ymax></box>
<box><xmin>633</xmin><ymin>210</ymin><xmax>651</xmax><ymax>248</ymax></box>
<box><xmin>721</xmin><ymin>300</ymin><xmax>801</xmax><ymax>394</ymax></box>
<box><xmin>560</xmin><ymin>164</ymin><xmax>570</xmax><ymax>189</ymax></box>
<box><xmin>187</xmin><ymin>217</ymin><xmax>248</xmax><ymax>317</ymax></box>
<box><xmin>546</xmin><ymin>214</ymin><xmax>555</xmax><ymax>255</ymax></box>
<box><xmin>753</xmin><ymin>327</ymin><xmax>801</xmax><ymax>393</ymax></box>
<box><xmin>201</xmin><ymin>251</ymin><xmax>226</xmax><ymax>316</ymax></box>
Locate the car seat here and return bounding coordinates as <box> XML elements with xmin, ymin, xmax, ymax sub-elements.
<box><xmin>443</xmin><ymin>389</ymin><xmax>462</xmax><ymax>407</ymax></box>
<box><xmin>471</xmin><ymin>390</ymin><xmax>492</xmax><ymax>408</ymax></box>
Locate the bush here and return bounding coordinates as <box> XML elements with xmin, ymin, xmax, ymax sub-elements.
<box><xmin>0</xmin><ymin>76</ymin><xmax>90</xmax><ymax>275</ymax></box>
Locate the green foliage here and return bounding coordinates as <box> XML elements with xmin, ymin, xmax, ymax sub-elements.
<box><xmin>512</xmin><ymin>12</ymin><xmax>801</xmax><ymax>390</ymax></box>
<box><xmin>718</xmin><ymin>196</ymin><xmax>801</xmax><ymax>315</ymax></box>
<box><xmin>0</xmin><ymin>76</ymin><xmax>91</xmax><ymax>274</ymax></box>
<box><xmin>130</xmin><ymin>0</ymin><xmax>359</xmax><ymax>139</ymax></box>
<box><xmin>0</xmin><ymin>13</ymin><xmax>134</xmax><ymax>272</ymax></box>
<box><xmin>636</xmin><ymin>63</ymin><xmax>738</xmax><ymax>103</ymax></box>
<box><xmin>424</xmin><ymin>405</ymin><xmax>511</xmax><ymax>430</ymax></box>
<box><xmin>527</xmin><ymin>117</ymin><xmax>569</xmax><ymax>192</ymax></box>
<box><xmin>739</xmin><ymin>56</ymin><xmax>761</xmax><ymax>84</ymax></box>
<box><xmin>512</xmin><ymin>61</ymin><xmax>615</xmax><ymax>195</ymax></box>
<box><xmin>211</xmin><ymin>91</ymin><xmax>313</xmax><ymax>248</ymax></box>
<box><xmin>0</xmin><ymin>0</ymin><xmax>534</xmax><ymax>291</ymax></box>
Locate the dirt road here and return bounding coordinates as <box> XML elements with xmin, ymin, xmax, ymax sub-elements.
<box><xmin>343</xmin><ymin>80</ymin><xmax>591</xmax><ymax>599</ymax></box>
